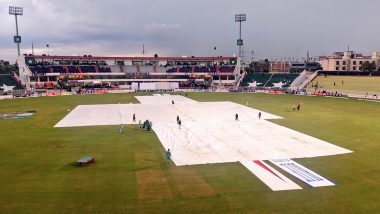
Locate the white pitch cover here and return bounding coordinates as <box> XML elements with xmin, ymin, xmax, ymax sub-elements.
<box><xmin>270</xmin><ymin>159</ymin><xmax>335</xmax><ymax>187</ymax></box>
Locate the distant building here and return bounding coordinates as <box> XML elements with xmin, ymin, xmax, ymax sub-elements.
<box><xmin>0</xmin><ymin>60</ymin><xmax>9</xmax><ymax>71</ymax></box>
<box><xmin>249</xmin><ymin>59</ymin><xmax>321</xmax><ymax>73</ymax></box>
<box><xmin>270</xmin><ymin>61</ymin><xmax>290</xmax><ymax>73</ymax></box>
<box><xmin>249</xmin><ymin>59</ymin><xmax>270</xmax><ymax>73</ymax></box>
<box><xmin>290</xmin><ymin>62</ymin><xmax>321</xmax><ymax>73</ymax></box>
<box><xmin>320</xmin><ymin>51</ymin><xmax>380</xmax><ymax>71</ymax></box>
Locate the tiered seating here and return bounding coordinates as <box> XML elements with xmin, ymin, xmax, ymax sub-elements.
<box><xmin>79</xmin><ymin>66</ymin><xmax>96</xmax><ymax>73</ymax></box>
<box><xmin>99</xmin><ymin>66</ymin><xmax>111</xmax><ymax>73</ymax></box>
<box><xmin>0</xmin><ymin>75</ymin><xmax>23</xmax><ymax>90</ymax></box>
<box><xmin>67</xmin><ymin>66</ymin><xmax>79</xmax><ymax>73</ymax></box>
<box><xmin>166</xmin><ymin>67</ymin><xmax>177</xmax><ymax>73</ymax></box>
<box><xmin>166</xmin><ymin>66</ymin><xmax>220</xmax><ymax>73</ymax></box>
<box><xmin>219</xmin><ymin>66</ymin><xmax>235</xmax><ymax>72</ymax></box>
<box><xmin>28</xmin><ymin>65</ymin><xmax>112</xmax><ymax>75</ymax></box>
<box><xmin>51</xmin><ymin>66</ymin><xmax>66</xmax><ymax>73</ymax></box>
<box><xmin>242</xmin><ymin>73</ymin><xmax>298</xmax><ymax>88</ymax></box>
<box><xmin>179</xmin><ymin>66</ymin><xmax>192</xmax><ymax>73</ymax></box>
<box><xmin>242</xmin><ymin>73</ymin><xmax>272</xmax><ymax>86</ymax></box>
<box><xmin>266</xmin><ymin>74</ymin><xmax>298</xmax><ymax>87</ymax></box>
<box><xmin>29</xmin><ymin>66</ymin><xmax>50</xmax><ymax>74</ymax></box>
<box><xmin>194</xmin><ymin>66</ymin><xmax>217</xmax><ymax>73</ymax></box>
<box><xmin>125</xmin><ymin>73</ymin><xmax>151</xmax><ymax>79</ymax></box>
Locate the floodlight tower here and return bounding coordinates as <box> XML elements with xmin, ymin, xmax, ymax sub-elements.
<box><xmin>235</xmin><ymin>14</ymin><xmax>246</xmax><ymax>64</ymax></box>
<box><xmin>9</xmin><ymin>6</ymin><xmax>23</xmax><ymax>56</ymax></box>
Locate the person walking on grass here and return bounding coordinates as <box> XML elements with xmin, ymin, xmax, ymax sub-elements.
<box><xmin>119</xmin><ymin>124</ymin><xmax>124</xmax><ymax>134</ymax></box>
<box><xmin>166</xmin><ymin>149</ymin><xmax>172</xmax><ymax>165</ymax></box>
<box><xmin>138</xmin><ymin>120</ymin><xmax>142</xmax><ymax>129</ymax></box>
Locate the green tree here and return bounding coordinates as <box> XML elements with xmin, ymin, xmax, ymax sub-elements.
<box><xmin>360</xmin><ymin>61</ymin><xmax>376</xmax><ymax>72</ymax></box>
<box><xmin>0</xmin><ymin>61</ymin><xmax>17</xmax><ymax>74</ymax></box>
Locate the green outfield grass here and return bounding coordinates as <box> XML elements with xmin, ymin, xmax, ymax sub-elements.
<box><xmin>307</xmin><ymin>75</ymin><xmax>380</xmax><ymax>94</ymax></box>
<box><xmin>0</xmin><ymin>93</ymin><xmax>379</xmax><ymax>213</ymax></box>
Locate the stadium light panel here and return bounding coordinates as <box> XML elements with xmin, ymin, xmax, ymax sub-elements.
<box><xmin>9</xmin><ymin>6</ymin><xmax>23</xmax><ymax>15</ymax></box>
<box><xmin>235</xmin><ymin>14</ymin><xmax>246</xmax><ymax>22</ymax></box>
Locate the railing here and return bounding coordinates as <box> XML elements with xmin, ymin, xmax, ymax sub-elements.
<box><xmin>289</xmin><ymin>70</ymin><xmax>307</xmax><ymax>89</ymax></box>
<box><xmin>12</xmin><ymin>71</ymin><xmax>22</xmax><ymax>83</ymax></box>
<box><xmin>16</xmin><ymin>56</ymin><xmax>32</xmax><ymax>90</ymax></box>
<box><xmin>299</xmin><ymin>71</ymin><xmax>319</xmax><ymax>89</ymax></box>
<box><xmin>236</xmin><ymin>71</ymin><xmax>246</xmax><ymax>87</ymax></box>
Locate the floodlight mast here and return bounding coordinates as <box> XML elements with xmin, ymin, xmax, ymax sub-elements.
<box><xmin>9</xmin><ymin>6</ymin><xmax>23</xmax><ymax>56</ymax></box>
<box><xmin>235</xmin><ymin>14</ymin><xmax>246</xmax><ymax>65</ymax></box>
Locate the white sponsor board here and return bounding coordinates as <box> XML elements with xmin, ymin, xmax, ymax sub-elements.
<box><xmin>270</xmin><ymin>159</ymin><xmax>335</xmax><ymax>187</ymax></box>
<box><xmin>139</xmin><ymin>82</ymin><xmax>156</xmax><ymax>90</ymax></box>
<box><xmin>155</xmin><ymin>82</ymin><xmax>168</xmax><ymax>90</ymax></box>
<box><xmin>240</xmin><ymin>160</ymin><xmax>302</xmax><ymax>191</ymax></box>
<box><xmin>131</xmin><ymin>82</ymin><xmax>139</xmax><ymax>90</ymax></box>
<box><xmin>169</xmin><ymin>82</ymin><xmax>179</xmax><ymax>90</ymax></box>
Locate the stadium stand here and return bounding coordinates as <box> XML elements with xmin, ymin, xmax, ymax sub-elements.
<box><xmin>166</xmin><ymin>67</ymin><xmax>177</xmax><ymax>73</ymax></box>
<box><xmin>28</xmin><ymin>64</ymin><xmax>113</xmax><ymax>75</ymax></box>
<box><xmin>219</xmin><ymin>66</ymin><xmax>235</xmax><ymax>73</ymax></box>
<box><xmin>0</xmin><ymin>75</ymin><xmax>23</xmax><ymax>90</ymax></box>
<box><xmin>265</xmin><ymin>73</ymin><xmax>298</xmax><ymax>87</ymax></box>
<box><xmin>67</xmin><ymin>66</ymin><xmax>79</xmax><ymax>73</ymax></box>
<box><xmin>179</xmin><ymin>66</ymin><xmax>192</xmax><ymax>73</ymax></box>
<box><xmin>194</xmin><ymin>66</ymin><xmax>213</xmax><ymax>73</ymax></box>
<box><xmin>20</xmin><ymin>55</ymin><xmax>239</xmax><ymax>90</ymax></box>
<box><xmin>99</xmin><ymin>66</ymin><xmax>111</xmax><ymax>73</ymax></box>
<box><xmin>242</xmin><ymin>73</ymin><xmax>271</xmax><ymax>86</ymax></box>
<box><xmin>79</xmin><ymin>66</ymin><xmax>96</xmax><ymax>73</ymax></box>
<box><xmin>51</xmin><ymin>66</ymin><xmax>66</xmax><ymax>73</ymax></box>
<box><xmin>29</xmin><ymin>66</ymin><xmax>50</xmax><ymax>74</ymax></box>
<box><xmin>242</xmin><ymin>73</ymin><xmax>298</xmax><ymax>88</ymax></box>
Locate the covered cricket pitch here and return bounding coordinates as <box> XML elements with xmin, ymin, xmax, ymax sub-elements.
<box><xmin>55</xmin><ymin>94</ymin><xmax>352</xmax><ymax>166</ymax></box>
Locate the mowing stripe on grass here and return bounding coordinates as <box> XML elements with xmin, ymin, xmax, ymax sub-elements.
<box><xmin>171</xmin><ymin>167</ymin><xmax>215</xmax><ymax>199</ymax></box>
<box><xmin>136</xmin><ymin>169</ymin><xmax>173</xmax><ymax>201</ymax></box>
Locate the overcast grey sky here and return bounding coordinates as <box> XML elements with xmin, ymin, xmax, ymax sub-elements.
<box><xmin>1</xmin><ymin>0</ymin><xmax>379</xmax><ymax>62</ymax></box>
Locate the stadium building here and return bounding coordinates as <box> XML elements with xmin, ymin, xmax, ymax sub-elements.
<box><xmin>16</xmin><ymin>54</ymin><xmax>240</xmax><ymax>92</ymax></box>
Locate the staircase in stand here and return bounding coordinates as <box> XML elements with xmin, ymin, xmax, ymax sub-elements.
<box><xmin>263</xmin><ymin>73</ymin><xmax>274</xmax><ymax>87</ymax></box>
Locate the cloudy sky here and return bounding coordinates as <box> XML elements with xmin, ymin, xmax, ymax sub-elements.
<box><xmin>1</xmin><ymin>0</ymin><xmax>379</xmax><ymax>62</ymax></box>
